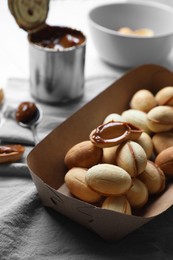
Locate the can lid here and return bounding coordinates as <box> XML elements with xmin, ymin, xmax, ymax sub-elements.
<box><xmin>8</xmin><ymin>0</ymin><xmax>50</xmax><ymax>32</ymax></box>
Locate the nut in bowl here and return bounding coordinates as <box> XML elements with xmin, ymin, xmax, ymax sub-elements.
<box><xmin>88</xmin><ymin>1</ymin><xmax>173</xmax><ymax>67</ymax></box>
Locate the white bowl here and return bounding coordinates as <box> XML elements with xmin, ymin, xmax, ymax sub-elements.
<box><xmin>88</xmin><ymin>1</ymin><xmax>173</xmax><ymax>67</ymax></box>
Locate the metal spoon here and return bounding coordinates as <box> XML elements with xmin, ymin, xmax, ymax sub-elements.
<box><xmin>15</xmin><ymin>101</ymin><xmax>42</xmax><ymax>145</ymax></box>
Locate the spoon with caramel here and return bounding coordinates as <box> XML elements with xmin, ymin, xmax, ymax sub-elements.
<box><xmin>15</xmin><ymin>101</ymin><xmax>42</xmax><ymax>145</ymax></box>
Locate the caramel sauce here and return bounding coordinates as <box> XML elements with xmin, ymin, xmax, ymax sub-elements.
<box><xmin>0</xmin><ymin>146</ymin><xmax>15</xmax><ymax>154</ymax></box>
<box><xmin>91</xmin><ymin>121</ymin><xmax>130</xmax><ymax>144</ymax></box>
<box><xmin>28</xmin><ymin>25</ymin><xmax>85</xmax><ymax>50</ymax></box>
<box><xmin>15</xmin><ymin>101</ymin><xmax>38</xmax><ymax>124</ymax></box>
<box><xmin>90</xmin><ymin>121</ymin><xmax>143</xmax><ymax>148</ymax></box>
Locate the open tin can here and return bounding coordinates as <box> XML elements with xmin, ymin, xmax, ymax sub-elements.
<box><xmin>8</xmin><ymin>0</ymin><xmax>86</xmax><ymax>104</ymax></box>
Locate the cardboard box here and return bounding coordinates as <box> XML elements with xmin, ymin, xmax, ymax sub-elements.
<box><xmin>27</xmin><ymin>64</ymin><xmax>173</xmax><ymax>241</ymax></box>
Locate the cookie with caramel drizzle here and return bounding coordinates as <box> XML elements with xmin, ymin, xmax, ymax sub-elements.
<box><xmin>0</xmin><ymin>144</ymin><xmax>25</xmax><ymax>164</ymax></box>
<box><xmin>89</xmin><ymin>121</ymin><xmax>143</xmax><ymax>148</ymax></box>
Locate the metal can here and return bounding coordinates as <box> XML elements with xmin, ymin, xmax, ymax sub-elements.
<box><xmin>28</xmin><ymin>25</ymin><xmax>86</xmax><ymax>104</ymax></box>
<box><xmin>8</xmin><ymin>0</ymin><xmax>86</xmax><ymax>104</ymax></box>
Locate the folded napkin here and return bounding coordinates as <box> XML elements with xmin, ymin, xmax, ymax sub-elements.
<box><xmin>0</xmin><ymin>105</ymin><xmax>64</xmax><ymax>145</ymax></box>
<box><xmin>0</xmin><ymin>105</ymin><xmax>64</xmax><ymax>177</ymax></box>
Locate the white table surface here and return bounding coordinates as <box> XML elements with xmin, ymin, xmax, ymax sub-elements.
<box><xmin>0</xmin><ymin>0</ymin><xmax>124</xmax><ymax>89</ymax></box>
<box><xmin>1</xmin><ymin>0</ymin><xmax>173</xmax><ymax>88</ymax></box>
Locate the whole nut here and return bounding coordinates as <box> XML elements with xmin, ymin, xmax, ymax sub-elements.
<box><xmin>118</xmin><ymin>27</ymin><xmax>133</xmax><ymax>35</ymax></box>
<box><xmin>85</xmin><ymin>163</ymin><xmax>132</xmax><ymax>196</ymax></box>
<box><xmin>133</xmin><ymin>28</ymin><xmax>154</xmax><ymax>36</ymax></box>
<box><xmin>102</xmin><ymin>195</ymin><xmax>131</xmax><ymax>215</ymax></box>
<box><xmin>155</xmin><ymin>146</ymin><xmax>173</xmax><ymax>177</ymax></box>
<box><xmin>103</xmin><ymin>113</ymin><xmax>124</xmax><ymax>124</ymax></box>
<box><xmin>64</xmin><ymin>140</ymin><xmax>102</xmax><ymax>169</ymax></box>
<box><xmin>135</xmin><ymin>132</ymin><xmax>153</xmax><ymax>159</ymax></box>
<box><xmin>118</xmin><ymin>27</ymin><xmax>154</xmax><ymax>37</ymax></box>
<box><xmin>125</xmin><ymin>178</ymin><xmax>148</xmax><ymax>209</ymax></box>
<box><xmin>116</xmin><ymin>141</ymin><xmax>147</xmax><ymax>177</ymax></box>
<box><xmin>155</xmin><ymin>86</ymin><xmax>173</xmax><ymax>106</ymax></box>
<box><xmin>138</xmin><ymin>160</ymin><xmax>165</xmax><ymax>194</ymax></box>
<box><xmin>122</xmin><ymin>109</ymin><xmax>151</xmax><ymax>134</ymax></box>
<box><xmin>130</xmin><ymin>89</ymin><xmax>157</xmax><ymax>113</ymax></box>
<box><xmin>152</xmin><ymin>132</ymin><xmax>173</xmax><ymax>154</ymax></box>
<box><xmin>64</xmin><ymin>167</ymin><xmax>102</xmax><ymax>203</ymax></box>
<box><xmin>147</xmin><ymin>106</ymin><xmax>173</xmax><ymax>133</ymax></box>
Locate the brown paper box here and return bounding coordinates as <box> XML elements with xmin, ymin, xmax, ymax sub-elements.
<box><xmin>27</xmin><ymin>64</ymin><xmax>173</xmax><ymax>241</ymax></box>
